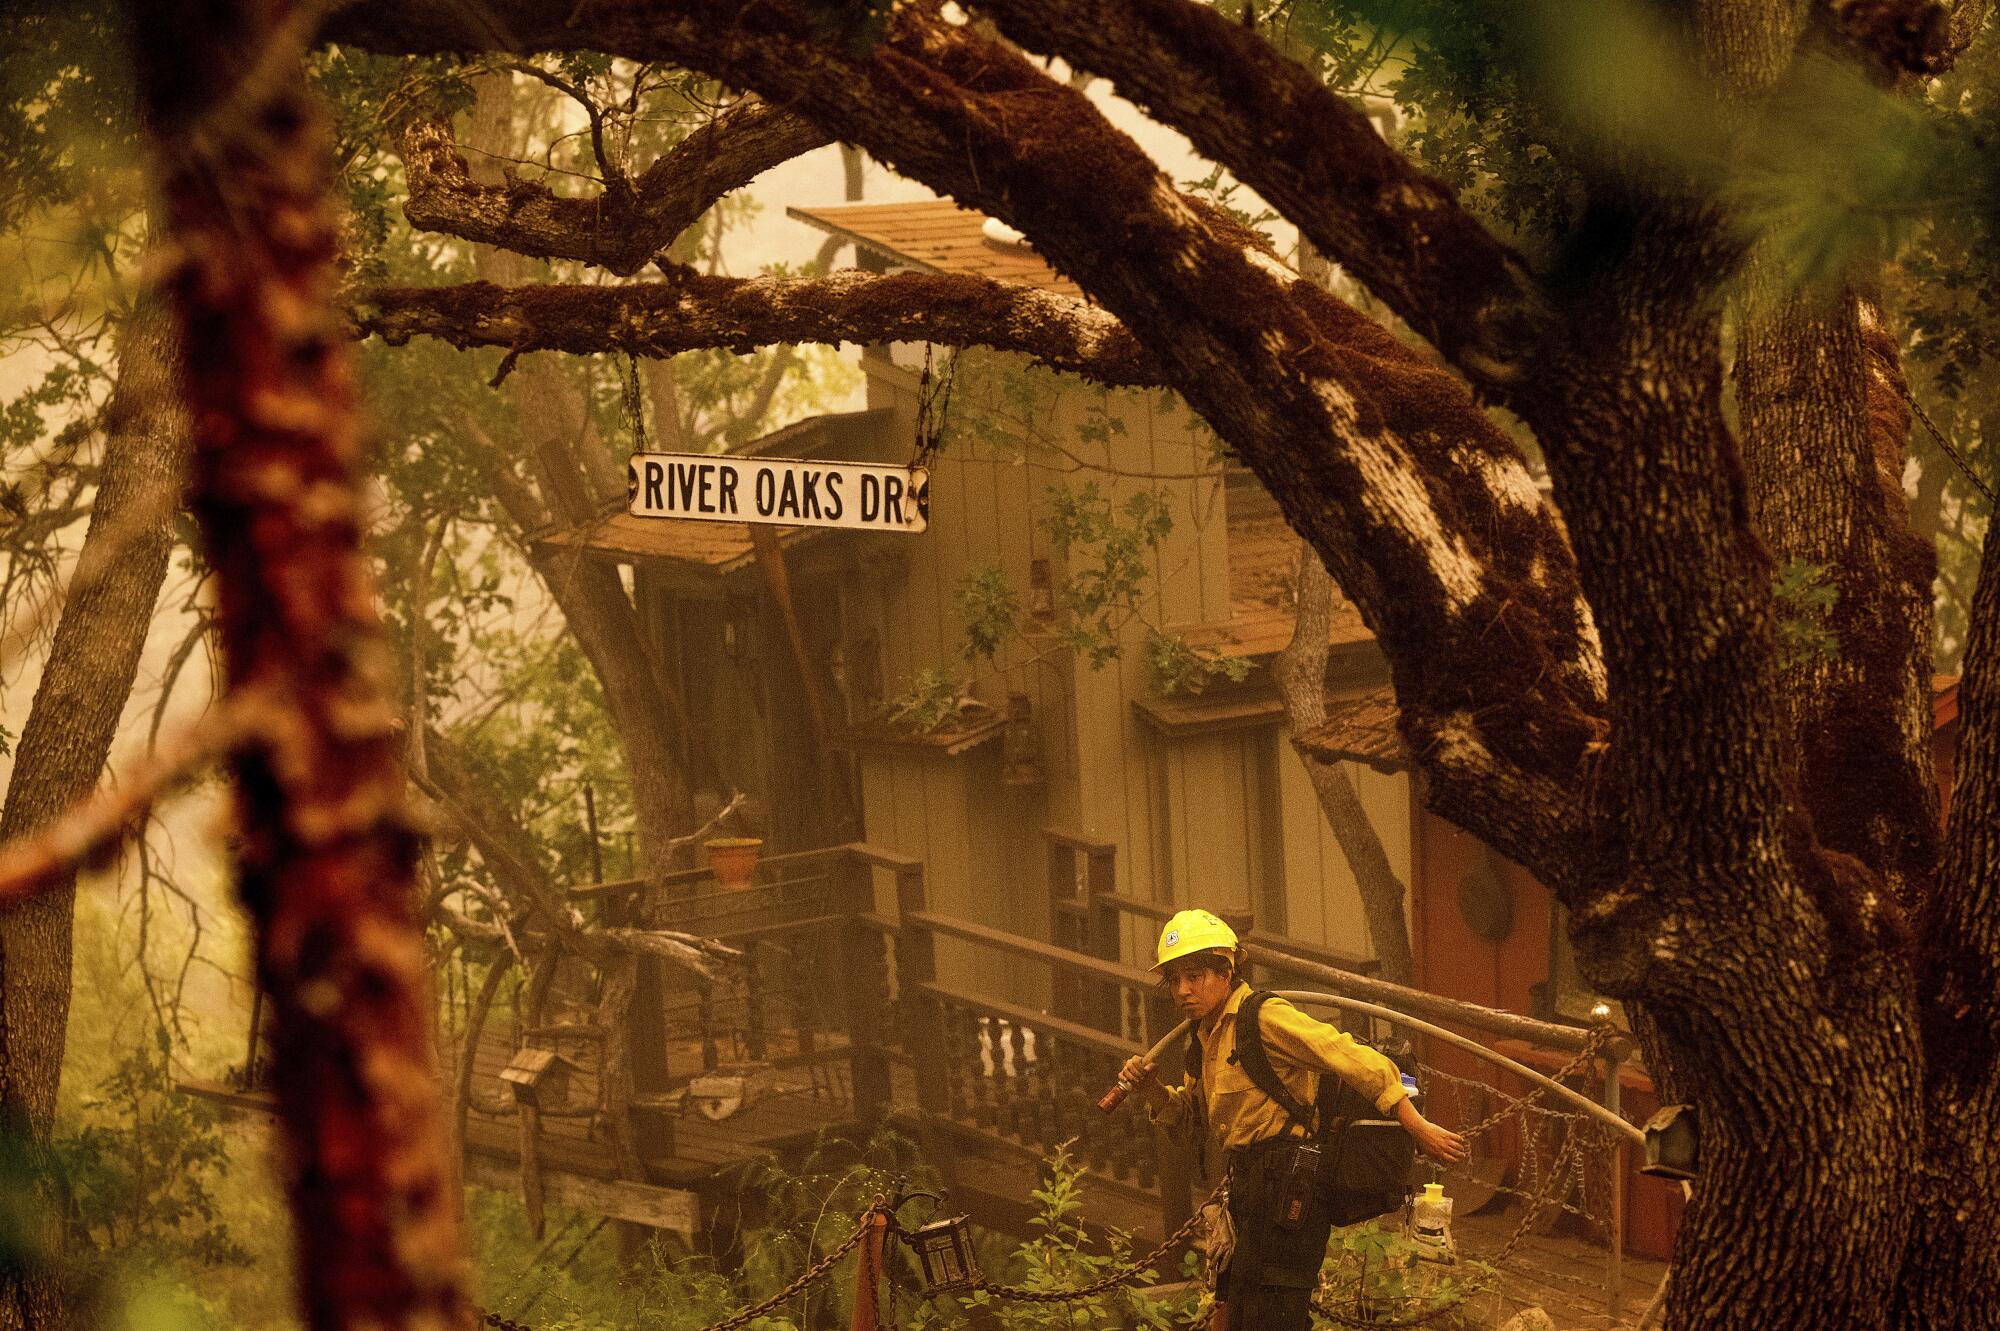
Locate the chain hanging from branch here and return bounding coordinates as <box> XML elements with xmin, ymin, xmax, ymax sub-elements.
<box><xmin>623</xmin><ymin>352</ymin><xmax>649</xmax><ymax>453</ymax></box>
<box><xmin>913</xmin><ymin>343</ymin><xmax>957</xmax><ymax>473</ymax></box>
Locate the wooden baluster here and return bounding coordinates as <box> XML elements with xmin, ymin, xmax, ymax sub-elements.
<box><xmin>1074</xmin><ymin>1045</ymin><xmax>1111</xmax><ymax>1174</ymax></box>
<box><xmin>1030</xmin><ymin>1027</ymin><xmax>1059</xmax><ymax>1149</ymax></box>
<box><xmin>1084</xmin><ymin>845</ymin><xmax>1121</xmax><ymax>1035</ymax></box>
<box><xmin>959</xmin><ymin>1004</ymin><xmax>983</xmax><ymax>1124</ymax></box>
<box><xmin>1000</xmin><ymin>1022</ymin><xmax>1027</xmax><ymax>1140</ymax></box>
<box><xmin>1108</xmin><ymin>1051</ymin><xmax>1141</xmax><ymax>1184</ymax></box>
<box><xmin>974</xmin><ymin>1018</ymin><xmax>1000</xmax><ymax>1129</ymax></box>
<box><xmin>939</xmin><ymin>1001</ymin><xmax>966</xmax><ymax>1121</ymax></box>
<box><xmin>836</xmin><ymin>860</ymin><xmax>892</xmax><ymax>1126</ymax></box>
<box><xmin>744</xmin><ymin>941</ymin><xmax>767</xmax><ymax>1061</ymax></box>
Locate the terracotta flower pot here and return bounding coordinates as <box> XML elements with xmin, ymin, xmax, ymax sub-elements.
<box><xmin>705</xmin><ymin>837</ymin><xmax>764</xmax><ymax>891</ymax></box>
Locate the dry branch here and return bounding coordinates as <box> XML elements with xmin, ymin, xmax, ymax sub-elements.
<box><xmin>0</xmin><ymin>691</ymin><xmax>269</xmax><ymax>906</ymax></box>
<box><xmin>398</xmin><ymin>98</ymin><xmax>830</xmax><ymax>274</ymax></box>
<box><xmin>356</xmin><ymin>267</ymin><xmax>1158</xmax><ymax>387</ymax></box>
<box><xmin>329</xmin><ymin>0</ymin><xmax>1605</xmax><ymax>881</ymax></box>
<box><xmin>970</xmin><ymin>0</ymin><xmax>1546</xmax><ymax>396</ymax></box>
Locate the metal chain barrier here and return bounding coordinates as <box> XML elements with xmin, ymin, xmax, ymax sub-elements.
<box><xmin>956</xmin><ymin>1176</ymin><xmax>1227</xmax><ymax>1306</ymax></box>
<box><xmin>1309</xmin><ymin>1028</ymin><xmax>1619</xmax><ymax>1329</ymax></box>
<box><xmin>1487</xmin><ymin>1116</ymin><xmax>1592</xmax><ymax>1268</ymax></box>
<box><xmin>479</xmin><ymin>1311</ymin><xmax>537</xmax><ymax>1331</ymax></box>
<box><xmin>1428</xmin><ymin>1070</ymin><xmax>1614</xmax><ymax>1229</ymax></box>
<box><xmin>1451</xmin><ymin>1027</ymin><xmax>1610</xmax><ymax>1144</ymax></box>
<box><xmin>1310</xmin><ymin>1289</ymin><xmax>1471</xmax><ymax>1331</ymax></box>
<box><xmin>471</xmin><ymin>1029</ymin><xmax>1625</xmax><ymax>1331</ymax></box>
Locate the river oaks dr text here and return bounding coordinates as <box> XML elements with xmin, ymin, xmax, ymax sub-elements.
<box><xmin>627</xmin><ymin>452</ymin><xmax>930</xmax><ymax>533</ymax></box>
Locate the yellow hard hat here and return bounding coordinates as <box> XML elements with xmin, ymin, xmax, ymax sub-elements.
<box><xmin>1152</xmin><ymin>909</ymin><xmax>1239</xmax><ymax>971</ymax></box>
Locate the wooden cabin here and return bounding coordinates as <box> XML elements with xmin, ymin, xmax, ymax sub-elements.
<box><xmin>540</xmin><ymin>200</ymin><xmax>1412</xmax><ymax>1008</ymax></box>
<box><xmin>520</xmin><ymin>202</ymin><xmax>1970</xmax><ymax>1269</ymax></box>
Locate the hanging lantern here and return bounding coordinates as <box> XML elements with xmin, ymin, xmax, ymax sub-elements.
<box><xmin>1641</xmin><ymin>1104</ymin><xmax>1700</xmax><ymax>1180</ymax></box>
<box><xmin>1001</xmin><ymin>693</ymin><xmax>1045</xmax><ymax>786</ymax></box>
<box><xmin>909</xmin><ymin>1214</ymin><xmax>981</xmax><ymax>1293</ymax></box>
<box><xmin>1028</xmin><ymin>559</ymin><xmax>1056</xmax><ymax>620</ymax></box>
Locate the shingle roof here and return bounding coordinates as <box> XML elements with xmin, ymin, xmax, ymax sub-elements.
<box><xmin>788</xmin><ymin>201</ymin><xmax>1084</xmax><ymax>298</ymax></box>
<box><xmin>534</xmin><ymin>510</ymin><xmax>830</xmax><ymax>575</ymax></box>
<box><xmin>1178</xmin><ymin>474</ymin><xmax>1375</xmax><ymax>659</ymax></box>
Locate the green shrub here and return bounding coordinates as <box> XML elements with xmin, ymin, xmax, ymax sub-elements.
<box><xmin>56</xmin><ymin>1027</ymin><xmax>248</xmax><ymax>1272</ymax></box>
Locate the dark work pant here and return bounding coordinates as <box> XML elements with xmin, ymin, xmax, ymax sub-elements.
<box><xmin>1218</xmin><ymin>1140</ymin><xmax>1334</xmax><ymax>1331</ymax></box>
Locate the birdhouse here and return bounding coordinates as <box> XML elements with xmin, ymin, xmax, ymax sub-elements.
<box><xmin>1641</xmin><ymin>1104</ymin><xmax>1700</xmax><ymax>1180</ymax></box>
<box><xmin>499</xmin><ymin>1047</ymin><xmax>579</xmax><ymax>1111</ymax></box>
<box><xmin>908</xmin><ymin>1214</ymin><xmax>981</xmax><ymax>1294</ymax></box>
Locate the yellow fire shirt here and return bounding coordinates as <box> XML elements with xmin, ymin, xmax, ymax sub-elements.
<box><xmin>1150</xmin><ymin>983</ymin><xmax>1408</xmax><ymax>1156</ymax></box>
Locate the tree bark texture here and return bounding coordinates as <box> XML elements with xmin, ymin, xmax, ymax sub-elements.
<box><xmin>398</xmin><ymin>104</ymin><xmax>829</xmax><ymax>276</ymax></box>
<box><xmin>1737</xmin><ymin>271</ymin><xmax>1939</xmax><ymax>917</ymax></box>
<box><xmin>0</xmin><ymin>303</ymin><xmax>187</xmax><ymax>1331</ymax></box>
<box><xmin>334</xmin><ymin>0</ymin><xmax>1608</xmax><ymax>883</ymax></box>
<box><xmin>128</xmin><ymin>2</ymin><xmax>469</xmax><ymax>1327</ymax></box>
<box><xmin>356</xmin><ymin>270</ymin><xmax>1158</xmax><ymax>388</ymax></box>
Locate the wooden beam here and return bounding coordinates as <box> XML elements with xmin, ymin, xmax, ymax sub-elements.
<box><xmin>464</xmin><ymin>1154</ymin><xmax>698</xmax><ymax>1237</ymax></box>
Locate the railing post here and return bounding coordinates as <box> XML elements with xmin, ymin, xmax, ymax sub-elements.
<box><xmin>1048</xmin><ymin>836</ymin><xmax>1082</xmax><ymax>1023</ymax></box>
<box><xmin>1084</xmin><ymin>845</ymin><xmax>1122</xmax><ymax>1035</ymax></box>
<box><xmin>838</xmin><ymin>853</ymin><xmax>893</xmax><ymax>1124</ymax></box>
<box><xmin>1604</xmin><ymin>1045</ymin><xmax>1626</xmax><ymax>1324</ymax></box>
<box><xmin>895</xmin><ymin>864</ymin><xmax>950</xmax><ymax>1117</ymax></box>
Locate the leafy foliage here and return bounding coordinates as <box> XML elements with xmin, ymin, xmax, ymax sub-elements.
<box><xmin>957</xmin><ymin>565</ymin><xmax>1020</xmax><ymax>664</ymax></box>
<box><xmin>1147</xmin><ymin>629</ymin><xmax>1252</xmax><ymax>697</ymax></box>
<box><xmin>923</xmin><ymin>1140</ymin><xmax>1199</xmax><ymax>1331</ymax></box>
<box><xmin>881</xmin><ymin>666</ymin><xmax>964</xmax><ymax>736</ymax></box>
<box><xmin>54</xmin><ymin>1029</ymin><xmax>249</xmax><ymax>1272</ymax></box>
<box><xmin>1317</xmin><ymin>1217</ymin><xmax>1490</xmax><ymax>1329</ymax></box>
<box><xmin>1042</xmin><ymin>482</ymin><xmax>1176</xmax><ymax>668</ymax></box>
<box><xmin>1772</xmin><ymin>556</ymin><xmax>1840</xmax><ymax>669</ymax></box>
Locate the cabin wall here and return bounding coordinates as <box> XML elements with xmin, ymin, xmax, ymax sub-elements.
<box><xmin>841</xmin><ymin>356</ymin><xmax>1243</xmax><ymax>989</ymax></box>
<box><xmin>1270</xmin><ymin>750</ymin><xmax>1413</xmax><ymax>957</ymax></box>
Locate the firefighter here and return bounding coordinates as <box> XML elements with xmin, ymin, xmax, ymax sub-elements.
<box><xmin>1118</xmin><ymin>909</ymin><xmax>1469</xmax><ymax>1331</ymax></box>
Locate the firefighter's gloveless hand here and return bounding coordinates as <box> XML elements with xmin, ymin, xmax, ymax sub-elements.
<box><xmin>1396</xmin><ymin>1097</ymin><xmax>1471</xmax><ymax>1164</ymax></box>
<box><xmin>1119</xmin><ymin>1056</ymin><xmax>1171</xmax><ymax>1110</ymax></box>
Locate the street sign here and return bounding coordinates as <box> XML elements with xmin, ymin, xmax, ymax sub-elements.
<box><xmin>627</xmin><ymin>452</ymin><xmax>929</xmax><ymax>534</ymax></box>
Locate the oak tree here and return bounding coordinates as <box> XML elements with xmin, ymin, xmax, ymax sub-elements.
<box><xmin>183</xmin><ymin>0</ymin><xmax>2000</xmax><ymax>1326</ymax></box>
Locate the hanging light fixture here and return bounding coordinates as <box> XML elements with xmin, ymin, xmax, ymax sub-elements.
<box><xmin>1028</xmin><ymin>559</ymin><xmax>1055</xmax><ymax>620</ymax></box>
<box><xmin>1001</xmin><ymin>692</ymin><xmax>1045</xmax><ymax>786</ymax></box>
<box><xmin>908</xmin><ymin>1214</ymin><xmax>981</xmax><ymax>1294</ymax></box>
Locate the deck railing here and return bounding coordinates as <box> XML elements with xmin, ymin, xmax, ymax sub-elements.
<box><xmin>579</xmin><ymin>837</ymin><xmax>1651</xmax><ymax>1314</ymax></box>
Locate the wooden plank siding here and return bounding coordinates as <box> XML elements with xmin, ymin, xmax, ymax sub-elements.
<box><xmin>738</xmin><ymin>342</ymin><xmax>1426</xmax><ymax>999</ymax></box>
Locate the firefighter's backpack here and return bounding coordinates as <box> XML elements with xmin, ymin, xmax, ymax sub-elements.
<box><xmin>1232</xmin><ymin>989</ymin><xmax>1418</xmax><ymax>1226</ymax></box>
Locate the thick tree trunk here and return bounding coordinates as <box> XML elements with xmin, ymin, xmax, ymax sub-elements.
<box><xmin>1737</xmin><ymin>271</ymin><xmax>1938</xmax><ymax>909</ymax></box>
<box><xmin>1906</xmin><ymin>503</ymin><xmax>2000</xmax><ymax>1329</ymax></box>
<box><xmin>129</xmin><ymin>2</ymin><xmax>469</xmax><ymax>1326</ymax></box>
<box><xmin>1528</xmin><ymin>210</ymin><xmax>1922</xmax><ymax>1331</ymax></box>
<box><xmin>313</xmin><ymin>3</ymin><xmax>1996</xmax><ymax>1323</ymax></box>
<box><xmin>0</xmin><ymin>303</ymin><xmax>186</xmax><ymax>1330</ymax></box>
<box><xmin>1273</xmin><ymin>545</ymin><xmax>1415</xmax><ymax>985</ymax></box>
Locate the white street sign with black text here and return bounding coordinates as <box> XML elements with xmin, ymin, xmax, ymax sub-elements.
<box><xmin>627</xmin><ymin>452</ymin><xmax>929</xmax><ymax>534</ymax></box>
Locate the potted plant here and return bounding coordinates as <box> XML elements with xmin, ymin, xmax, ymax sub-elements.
<box><xmin>704</xmin><ymin>836</ymin><xmax>763</xmax><ymax>891</ymax></box>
